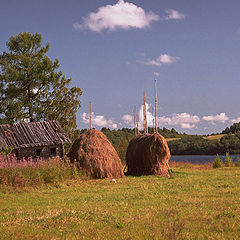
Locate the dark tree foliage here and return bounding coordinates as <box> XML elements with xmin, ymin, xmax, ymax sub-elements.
<box><xmin>168</xmin><ymin>137</ymin><xmax>224</xmax><ymax>155</ymax></box>
<box><xmin>96</xmin><ymin>127</ymin><xmax>240</xmax><ymax>159</ymax></box>
<box><xmin>168</xmin><ymin>133</ymin><xmax>240</xmax><ymax>155</ymax></box>
<box><xmin>0</xmin><ymin>32</ymin><xmax>82</xmax><ymax>139</ymax></box>
<box><xmin>101</xmin><ymin>127</ymin><xmax>135</xmax><ymax>163</ymax></box>
<box><xmin>220</xmin><ymin>133</ymin><xmax>240</xmax><ymax>153</ymax></box>
<box><xmin>222</xmin><ymin>122</ymin><xmax>240</xmax><ymax>134</ymax></box>
<box><xmin>101</xmin><ymin>127</ymin><xmax>181</xmax><ymax>162</ymax></box>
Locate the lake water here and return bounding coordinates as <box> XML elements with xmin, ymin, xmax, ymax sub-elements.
<box><xmin>170</xmin><ymin>155</ymin><xmax>240</xmax><ymax>164</ymax></box>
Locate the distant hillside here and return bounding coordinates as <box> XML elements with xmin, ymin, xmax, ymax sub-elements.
<box><xmin>74</xmin><ymin>124</ymin><xmax>240</xmax><ymax>162</ymax></box>
<box><xmin>222</xmin><ymin>122</ymin><xmax>240</xmax><ymax>134</ymax></box>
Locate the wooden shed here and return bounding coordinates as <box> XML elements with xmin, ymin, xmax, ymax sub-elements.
<box><xmin>0</xmin><ymin>120</ymin><xmax>71</xmax><ymax>159</ymax></box>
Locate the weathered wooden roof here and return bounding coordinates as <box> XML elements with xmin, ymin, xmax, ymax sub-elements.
<box><xmin>0</xmin><ymin>120</ymin><xmax>71</xmax><ymax>149</ymax></box>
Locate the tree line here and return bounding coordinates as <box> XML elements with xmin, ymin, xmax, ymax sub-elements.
<box><xmin>168</xmin><ymin>133</ymin><xmax>240</xmax><ymax>155</ymax></box>
<box><xmin>80</xmin><ymin>125</ymin><xmax>240</xmax><ymax>163</ymax></box>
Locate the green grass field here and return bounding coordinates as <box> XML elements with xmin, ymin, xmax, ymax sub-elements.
<box><xmin>0</xmin><ymin>164</ymin><xmax>240</xmax><ymax>240</ymax></box>
<box><xmin>166</xmin><ymin>134</ymin><xmax>226</xmax><ymax>142</ymax></box>
<box><xmin>203</xmin><ymin>134</ymin><xmax>226</xmax><ymax>141</ymax></box>
<box><xmin>166</xmin><ymin>137</ymin><xmax>181</xmax><ymax>142</ymax></box>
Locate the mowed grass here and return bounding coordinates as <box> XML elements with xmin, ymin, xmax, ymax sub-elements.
<box><xmin>203</xmin><ymin>134</ymin><xmax>226</xmax><ymax>141</ymax></box>
<box><xmin>166</xmin><ymin>137</ymin><xmax>181</xmax><ymax>142</ymax></box>
<box><xmin>166</xmin><ymin>134</ymin><xmax>226</xmax><ymax>141</ymax></box>
<box><xmin>0</xmin><ymin>165</ymin><xmax>240</xmax><ymax>240</ymax></box>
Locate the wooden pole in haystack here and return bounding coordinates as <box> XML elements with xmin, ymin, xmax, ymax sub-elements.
<box><xmin>142</xmin><ymin>103</ymin><xmax>144</xmax><ymax>134</ymax></box>
<box><xmin>154</xmin><ymin>79</ymin><xmax>158</xmax><ymax>133</ymax></box>
<box><xmin>143</xmin><ymin>92</ymin><xmax>147</xmax><ymax>134</ymax></box>
<box><xmin>90</xmin><ymin>101</ymin><xmax>92</xmax><ymax>130</ymax></box>
<box><xmin>152</xmin><ymin>105</ymin><xmax>155</xmax><ymax>133</ymax></box>
<box><xmin>145</xmin><ymin>93</ymin><xmax>149</xmax><ymax>134</ymax></box>
<box><xmin>134</xmin><ymin>105</ymin><xmax>137</xmax><ymax>136</ymax></box>
<box><xmin>136</xmin><ymin>109</ymin><xmax>139</xmax><ymax>135</ymax></box>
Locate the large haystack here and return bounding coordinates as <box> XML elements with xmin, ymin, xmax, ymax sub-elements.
<box><xmin>126</xmin><ymin>133</ymin><xmax>170</xmax><ymax>177</ymax></box>
<box><xmin>67</xmin><ymin>129</ymin><xmax>124</xmax><ymax>179</ymax></box>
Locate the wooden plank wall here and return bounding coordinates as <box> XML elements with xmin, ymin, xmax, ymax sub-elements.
<box><xmin>16</xmin><ymin>144</ymin><xmax>64</xmax><ymax>159</ymax></box>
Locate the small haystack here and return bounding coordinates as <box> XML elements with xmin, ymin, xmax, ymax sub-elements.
<box><xmin>126</xmin><ymin>133</ymin><xmax>170</xmax><ymax>177</ymax></box>
<box><xmin>67</xmin><ymin>129</ymin><xmax>124</xmax><ymax>179</ymax></box>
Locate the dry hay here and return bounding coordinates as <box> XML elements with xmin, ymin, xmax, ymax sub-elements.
<box><xmin>67</xmin><ymin>129</ymin><xmax>124</xmax><ymax>179</ymax></box>
<box><xmin>126</xmin><ymin>133</ymin><xmax>171</xmax><ymax>177</ymax></box>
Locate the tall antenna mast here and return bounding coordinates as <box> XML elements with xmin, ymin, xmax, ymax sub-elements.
<box><xmin>152</xmin><ymin>105</ymin><xmax>155</xmax><ymax>133</ymax></box>
<box><xmin>90</xmin><ymin>101</ymin><xmax>92</xmax><ymax>130</ymax></box>
<box><xmin>142</xmin><ymin>103</ymin><xmax>145</xmax><ymax>134</ymax></box>
<box><xmin>134</xmin><ymin>105</ymin><xmax>137</xmax><ymax>136</ymax></box>
<box><xmin>143</xmin><ymin>92</ymin><xmax>148</xmax><ymax>134</ymax></box>
<box><xmin>154</xmin><ymin>79</ymin><xmax>158</xmax><ymax>133</ymax></box>
<box><xmin>136</xmin><ymin>109</ymin><xmax>139</xmax><ymax>135</ymax></box>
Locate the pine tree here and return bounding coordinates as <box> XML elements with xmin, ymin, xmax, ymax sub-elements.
<box><xmin>213</xmin><ymin>154</ymin><xmax>222</xmax><ymax>168</ymax></box>
<box><xmin>225</xmin><ymin>152</ymin><xmax>232</xmax><ymax>167</ymax></box>
<box><xmin>0</xmin><ymin>32</ymin><xmax>82</xmax><ymax>138</ymax></box>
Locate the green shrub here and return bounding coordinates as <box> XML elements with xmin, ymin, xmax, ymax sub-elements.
<box><xmin>225</xmin><ymin>152</ymin><xmax>232</xmax><ymax>167</ymax></box>
<box><xmin>213</xmin><ymin>154</ymin><xmax>222</xmax><ymax>168</ymax></box>
<box><xmin>235</xmin><ymin>158</ymin><xmax>240</xmax><ymax>167</ymax></box>
<box><xmin>0</xmin><ymin>144</ymin><xmax>13</xmax><ymax>158</ymax></box>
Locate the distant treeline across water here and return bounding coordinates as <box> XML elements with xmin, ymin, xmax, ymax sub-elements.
<box><xmin>77</xmin><ymin>127</ymin><xmax>240</xmax><ymax>164</ymax></box>
<box><xmin>170</xmin><ymin>155</ymin><xmax>240</xmax><ymax>164</ymax></box>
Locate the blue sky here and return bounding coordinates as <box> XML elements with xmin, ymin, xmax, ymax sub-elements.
<box><xmin>1</xmin><ymin>0</ymin><xmax>240</xmax><ymax>134</ymax></box>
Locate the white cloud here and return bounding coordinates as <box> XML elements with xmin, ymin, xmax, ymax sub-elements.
<box><xmin>139</xmin><ymin>59</ymin><xmax>161</xmax><ymax>66</ymax></box>
<box><xmin>122</xmin><ymin>114</ymin><xmax>133</xmax><ymax>124</ymax></box>
<box><xmin>74</xmin><ymin>0</ymin><xmax>159</xmax><ymax>32</ymax></box>
<box><xmin>180</xmin><ymin>123</ymin><xmax>196</xmax><ymax>129</ymax></box>
<box><xmin>122</xmin><ymin>103</ymin><xmax>154</xmax><ymax>130</ymax></box>
<box><xmin>158</xmin><ymin>113</ymin><xmax>200</xmax><ymax>129</ymax></box>
<box><xmin>123</xmin><ymin>108</ymin><xmax>199</xmax><ymax>130</ymax></box>
<box><xmin>154</xmin><ymin>72</ymin><xmax>160</xmax><ymax>76</ymax></box>
<box><xmin>157</xmin><ymin>54</ymin><xmax>179</xmax><ymax>64</ymax></box>
<box><xmin>138</xmin><ymin>102</ymin><xmax>155</xmax><ymax>129</ymax></box>
<box><xmin>81</xmin><ymin>112</ymin><xmax>117</xmax><ymax>129</ymax></box>
<box><xmin>139</xmin><ymin>54</ymin><xmax>179</xmax><ymax>67</ymax></box>
<box><xmin>202</xmin><ymin>113</ymin><xmax>229</xmax><ymax>123</ymax></box>
<box><xmin>164</xmin><ymin>9</ymin><xmax>185</xmax><ymax>20</ymax></box>
<box><xmin>231</xmin><ymin>117</ymin><xmax>240</xmax><ymax>123</ymax></box>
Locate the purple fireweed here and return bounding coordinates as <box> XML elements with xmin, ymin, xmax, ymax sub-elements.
<box><xmin>0</xmin><ymin>154</ymin><xmax>44</xmax><ymax>169</ymax></box>
<box><xmin>0</xmin><ymin>154</ymin><xmax>84</xmax><ymax>188</ymax></box>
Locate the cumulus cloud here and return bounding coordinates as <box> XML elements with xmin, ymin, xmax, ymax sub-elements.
<box><xmin>121</xmin><ymin>103</ymin><xmax>154</xmax><ymax>129</ymax></box>
<box><xmin>158</xmin><ymin>113</ymin><xmax>200</xmax><ymax>129</ymax></box>
<box><xmin>123</xmin><ymin>108</ymin><xmax>200</xmax><ymax>130</ymax></box>
<box><xmin>164</xmin><ymin>9</ymin><xmax>185</xmax><ymax>20</ymax></box>
<box><xmin>180</xmin><ymin>123</ymin><xmax>196</xmax><ymax>129</ymax></box>
<box><xmin>202</xmin><ymin>113</ymin><xmax>229</xmax><ymax>123</ymax></box>
<box><xmin>154</xmin><ymin>72</ymin><xmax>160</xmax><ymax>76</ymax></box>
<box><xmin>231</xmin><ymin>117</ymin><xmax>240</xmax><ymax>123</ymax></box>
<box><xmin>121</xmin><ymin>108</ymin><xmax>234</xmax><ymax>130</ymax></box>
<box><xmin>74</xmin><ymin>0</ymin><xmax>159</xmax><ymax>32</ymax></box>
<box><xmin>122</xmin><ymin>114</ymin><xmax>133</xmax><ymax>124</ymax></box>
<box><xmin>139</xmin><ymin>54</ymin><xmax>179</xmax><ymax>67</ymax></box>
<box><xmin>81</xmin><ymin>112</ymin><xmax>117</xmax><ymax>129</ymax></box>
<box><xmin>138</xmin><ymin>103</ymin><xmax>155</xmax><ymax>128</ymax></box>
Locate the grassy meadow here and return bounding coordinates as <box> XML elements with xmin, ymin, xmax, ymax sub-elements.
<box><xmin>165</xmin><ymin>137</ymin><xmax>181</xmax><ymax>142</ymax></box>
<box><xmin>203</xmin><ymin>134</ymin><xmax>226</xmax><ymax>141</ymax></box>
<box><xmin>0</xmin><ymin>163</ymin><xmax>240</xmax><ymax>240</ymax></box>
